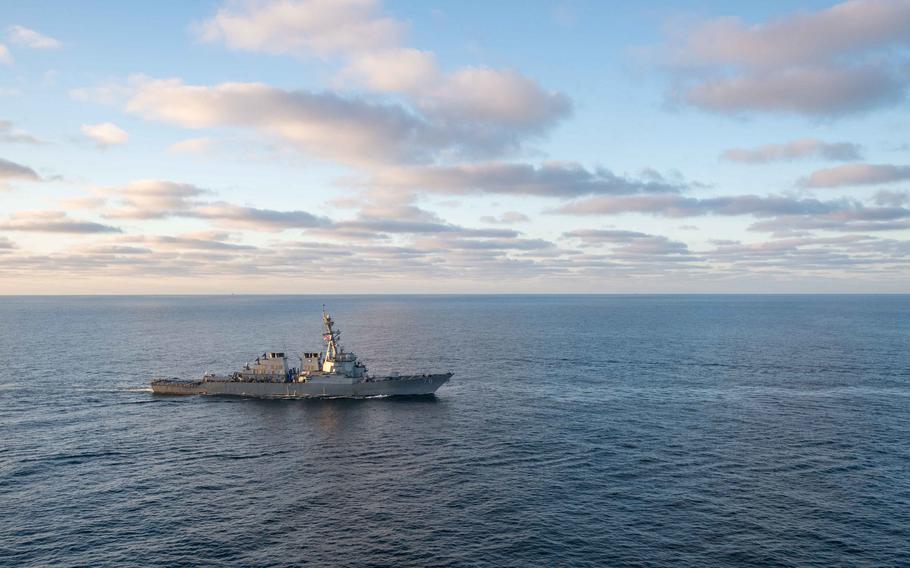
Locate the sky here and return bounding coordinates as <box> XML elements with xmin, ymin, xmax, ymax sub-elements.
<box><xmin>0</xmin><ymin>0</ymin><xmax>909</xmax><ymax>294</ymax></box>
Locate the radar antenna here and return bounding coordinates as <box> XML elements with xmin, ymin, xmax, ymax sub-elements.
<box><xmin>322</xmin><ymin>306</ymin><xmax>342</xmax><ymax>362</ymax></box>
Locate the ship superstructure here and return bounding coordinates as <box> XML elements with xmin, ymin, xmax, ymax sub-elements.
<box><xmin>150</xmin><ymin>308</ymin><xmax>451</xmax><ymax>398</ymax></box>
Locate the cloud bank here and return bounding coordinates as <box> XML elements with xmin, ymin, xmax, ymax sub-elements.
<box><xmin>191</xmin><ymin>0</ymin><xmax>571</xmax><ymax>159</ymax></box>
<box><xmin>721</xmin><ymin>138</ymin><xmax>862</xmax><ymax>163</ymax></box>
<box><xmin>0</xmin><ymin>211</ymin><xmax>121</xmax><ymax>233</ymax></box>
<box><xmin>657</xmin><ymin>0</ymin><xmax>910</xmax><ymax>116</ymax></box>
<box><xmin>125</xmin><ymin>77</ymin><xmax>564</xmax><ymax>166</ymax></box>
<box><xmin>362</xmin><ymin>162</ymin><xmax>689</xmax><ymax>197</ymax></box>
<box><xmin>799</xmin><ymin>163</ymin><xmax>910</xmax><ymax>188</ymax></box>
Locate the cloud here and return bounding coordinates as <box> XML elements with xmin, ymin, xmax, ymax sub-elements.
<box><xmin>702</xmin><ymin>235</ymin><xmax>910</xmax><ymax>273</ymax></box>
<box><xmin>196</xmin><ymin>0</ymin><xmax>404</xmax><ymax>58</ymax></box>
<box><xmin>342</xmin><ymin>49</ymin><xmax>570</xmax><ymax>132</ymax></box>
<box><xmin>363</xmin><ymin>162</ymin><xmax>688</xmax><ymax>197</ymax></box>
<box><xmin>95</xmin><ymin>179</ymin><xmax>332</xmax><ymax>231</ymax></box>
<box><xmin>305</xmin><ymin>203</ymin><xmax>515</xmax><ymax>239</ymax></box>
<box><xmin>124</xmin><ymin>77</ymin><xmax>562</xmax><ymax>165</ymax></box>
<box><xmin>189</xmin><ymin>202</ymin><xmax>331</xmax><ymax>230</ymax></box>
<box><xmin>81</xmin><ymin>122</ymin><xmax>129</xmax><ymax>147</ymax></box>
<box><xmin>58</xmin><ymin>195</ymin><xmax>108</xmax><ymax>210</ymax></box>
<box><xmin>655</xmin><ymin>0</ymin><xmax>910</xmax><ymax>116</ymax></box>
<box><xmin>78</xmin><ymin>2</ymin><xmax>571</xmax><ymax>168</ymax></box>
<box><xmin>124</xmin><ymin>234</ymin><xmax>258</xmax><ymax>252</ymax></box>
<box><xmin>77</xmin><ymin>244</ymin><xmax>153</xmax><ymax>255</ymax></box>
<box><xmin>340</xmin><ymin>47</ymin><xmax>437</xmax><ymax>92</ymax></box>
<box><xmin>337</xmin><ymin>219</ymin><xmax>512</xmax><ymax>237</ymax></box>
<box><xmin>102</xmin><ymin>180</ymin><xmax>209</xmax><ymax>219</ymax></box>
<box><xmin>554</xmin><ymin>192</ymin><xmax>910</xmax><ymax>235</ymax></box>
<box><xmin>334</xmin><ymin>218</ymin><xmax>458</xmax><ymax>236</ymax></box>
<box><xmin>872</xmin><ymin>190</ymin><xmax>910</xmax><ymax>207</ymax></box>
<box><xmin>0</xmin><ymin>44</ymin><xmax>11</xmax><ymax>65</ymax></box>
<box><xmin>168</xmin><ymin>137</ymin><xmax>216</xmax><ymax>154</ymax></box>
<box><xmin>1</xmin><ymin>216</ymin><xmax>906</xmax><ymax>290</ymax></box>
<box><xmin>197</xmin><ymin>1</ymin><xmax>570</xmax><ymax>141</ymax></box>
<box><xmin>0</xmin><ymin>157</ymin><xmax>41</xmax><ymax>189</ymax></box>
<box><xmin>681</xmin><ymin>64</ymin><xmax>906</xmax><ymax>116</ymax></box>
<box><xmin>428</xmin><ymin>235</ymin><xmax>554</xmax><ymax>252</ymax></box>
<box><xmin>0</xmin><ymin>227</ymin><xmax>571</xmax><ymax>287</ymax></box>
<box><xmin>721</xmin><ymin>138</ymin><xmax>862</xmax><ymax>163</ymax></box>
<box><xmin>747</xmin><ymin>216</ymin><xmax>910</xmax><ymax>235</ymax></box>
<box><xmin>0</xmin><ymin>211</ymin><xmax>121</xmax><ymax>233</ymax></box>
<box><xmin>0</xmin><ymin>120</ymin><xmax>43</xmax><ymax>144</ymax></box>
<box><xmin>799</xmin><ymin>163</ymin><xmax>910</xmax><ymax>188</ymax></box>
<box><xmin>299</xmin><ymin>201</ymin><xmax>545</xmax><ymax>249</ymax></box>
<box><xmin>563</xmin><ymin>228</ymin><xmax>698</xmax><ymax>262</ymax></box>
<box><xmin>563</xmin><ymin>229</ymin><xmax>654</xmax><ymax>242</ymax></box>
<box><xmin>0</xmin><ymin>236</ymin><xmax>15</xmax><ymax>251</ymax></box>
<box><xmin>555</xmin><ymin>194</ymin><xmax>840</xmax><ymax>217</ymax></box>
<box><xmin>126</xmin><ymin>78</ymin><xmax>442</xmax><ymax>165</ymax></box>
<box><xmin>666</xmin><ymin>1</ymin><xmax>910</xmax><ymax>68</ymax></box>
<box><xmin>7</xmin><ymin>25</ymin><xmax>62</xmax><ymax>49</ymax></box>
<box><xmin>480</xmin><ymin>211</ymin><xmax>530</xmax><ymax>224</ymax></box>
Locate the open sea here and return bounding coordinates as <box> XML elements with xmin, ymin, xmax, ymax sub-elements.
<box><xmin>1</xmin><ymin>295</ymin><xmax>908</xmax><ymax>567</ymax></box>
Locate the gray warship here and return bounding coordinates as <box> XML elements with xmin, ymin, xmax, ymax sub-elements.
<box><xmin>150</xmin><ymin>308</ymin><xmax>452</xmax><ymax>398</ymax></box>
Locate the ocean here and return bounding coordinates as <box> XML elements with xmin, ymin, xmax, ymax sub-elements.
<box><xmin>1</xmin><ymin>295</ymin><xmax>908</xmax><ymax>567</ymax></box>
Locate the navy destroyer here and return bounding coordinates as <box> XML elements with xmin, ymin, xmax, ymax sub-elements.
<box><xmin>150</xmin><ymin>308</ymin><xmax>452</xmax><ymax>398</ymax></box>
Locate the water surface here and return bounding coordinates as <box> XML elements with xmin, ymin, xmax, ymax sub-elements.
<box><xmin>1</xmin><ymin>295</ymin><xmax>908</xmax><ymax>566</ymax></box>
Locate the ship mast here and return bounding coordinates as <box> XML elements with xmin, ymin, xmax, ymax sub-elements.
<box><xmin>322</xmin><ymin>305</ymin><xmax>342</xmax><ymax>363</ymax></box>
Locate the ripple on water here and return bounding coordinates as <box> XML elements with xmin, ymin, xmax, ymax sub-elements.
<box><xmin>0</xmin><ymin>295</ymin><xmax>909</xmax><ymax>567</ymax></box>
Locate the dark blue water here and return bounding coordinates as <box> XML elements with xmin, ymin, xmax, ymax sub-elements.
<box><xmin>1</xmin><ymin>295</ymin><xmax>908</xmax><ymax>567</ymax></box>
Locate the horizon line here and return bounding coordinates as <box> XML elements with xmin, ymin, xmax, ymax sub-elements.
<box><xmin>2</xmin><ymin>292</ymin><xmax>908</xmax><ymax>297</ymax></box>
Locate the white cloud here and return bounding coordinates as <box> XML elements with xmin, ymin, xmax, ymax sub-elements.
<box><xmin>362</xmin><ymin>162</ymin><xmax>688</xmax><ymax>197</ymax></box>
<box><xmin>123</xmin><ymin>77</ymin><xmax>563</xmax><ymax>165</ymax></box>
<box><xmin>682</xmin><ymin>64</ymin><xmax>905</xmax><ymax>116</ymax></box>
<box><xmin>198</xmin><ymin>1</ymin><xmax>570</xmax><ymax>136</ymax></box>
<box><xmin>81</xmin><ymin>122</ymin><xmax>129</xmax><ymax>147</ymax></box>
<box><xmin>342</xmin><ymin>48</ymin><xmax>570</xmax><ymax>130</ymax></box>
<box><xmin>74</xmin><ymin>3</ymin><xmax>570</xmax><ymax>169</ymax></box>
<box><xmin>0</xmin><ymin>43</ymin><xmax>12</xmax><ymax>65</ymax></box>
<box><xmin>799</xmin><ymin>163</ymin><xmax>910</xmax><ymax>188</ymax></box>
<box><xmin>554</xmin><ymin>194</ymin><xmax>841</xmax><ymax>217</ymax></box>
<box><xmin>564</xmin><ymin>229</ymin><xmax>698</xmax><ymax>262</ymax></box>
<box><xmin>553</xmin><ymin>193</ymin><xmax>910</xmax><ymax>234</ymax></box>
<box><xmin>666</xmin><ymin>1</ymin><xmax>910</xmax><ymax>69</ymax></box>
<box><xmin>58</xmin><ymin>195</ymin><xmax>108</xmax><ymax>210</ymax></box>
<box><xmin>0</xmin><ymin>210</ymin><xmax>120</xmax><ymax>233</ymax></box>
<box><xmin>168</xmin><ymin>137</ymin><xmax>216</xmax><ymax>154</ymax></box>
<box><xmin>189</xmin><ymin>202</ymin><xmax>330</xmax><ymax>230</ymax></box>
<box><xmin>126</xmin><ymin>78</ymin><xmax>435</xmax><ymax>165</ymax></box>
<box><xmin>721</xmin><ymin>139</ymin><xmax>862</xmax><ymax>163</ymax></box>
<box><xmin>431</xmin><ymin>67</ymin><xmax>569</xmax><ymax>129</ymax></box>
<box><xmin>196</xmin><ymin>0</ymin><xmax>403</xmax><ymax>57</ymax></box>
<box><xmin>102</xmin><ymin>180</ymin><xmax>209</xmax><ymax>219</ymax></box>
<box><xmin>7</xmin><ymin>25</ymin><xmax>62</xmax><ymax>49</ymax></box>
<box><xmin>655</xmin><ymin>0</ymin><xmax>910</xmax><ymax>116</ymax></box>
<box><xmin>95</xmin><ymin>179</ymin><xmax>331</xmax><ymax>231</ymax></box>
<box><xmin>342</xmin><ymin>47</ymin><xmax>437</xmax><ymax>92</ymax></box>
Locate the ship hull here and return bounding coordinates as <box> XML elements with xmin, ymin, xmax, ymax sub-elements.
<box><xmin>150</xmin><ymin>373</ymin><xmax>451</xmax><ymax>399</ymax></box>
